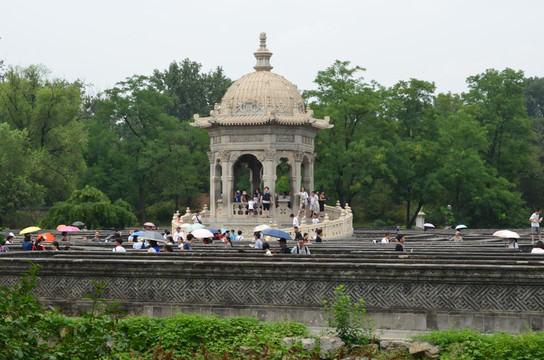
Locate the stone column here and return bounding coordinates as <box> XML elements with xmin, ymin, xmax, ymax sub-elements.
<box><xmin>208</xmin><ymin>152</ymin><xmax>215</xmax><ymax>216</ymax></box>
<box><xmin>292</xmin><ymin>151</ymin><xmax>303</xmax><ymax>214</ymax></box>
<box><xmin>261</xmin><ymin>150</ymin><xmax>276</xmax><ymax>217</ymax></box>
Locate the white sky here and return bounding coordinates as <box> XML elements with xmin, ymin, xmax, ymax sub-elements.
<box><xmin>1</xmin><ymin>0</ymin><xmax>542</xmax><ymax>95</ymax></box>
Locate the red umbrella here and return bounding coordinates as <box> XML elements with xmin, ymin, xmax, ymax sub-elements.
<box><xmin>57</xmin><ymin>225</ymin><xmax>81</xmax><ymax>232</ymax></box>
<box><xmin>37</xmin><ymin>232</ymin><xmax>55</xmax><ymax>242</ymax></box>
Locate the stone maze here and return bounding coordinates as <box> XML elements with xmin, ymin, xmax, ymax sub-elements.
<box><xmin>1</xmin><ymin>227</ymin><xmax>543</xmax><ymax>333</ymax></box>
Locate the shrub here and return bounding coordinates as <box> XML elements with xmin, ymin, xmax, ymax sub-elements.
<box><xmin>322</xmin><ymin>284</ymin><xmax>375</xmax><ymax>345</ymax></box>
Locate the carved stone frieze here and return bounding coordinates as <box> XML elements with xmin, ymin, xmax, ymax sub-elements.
<box><xmin>229</xmin><ymin>135</ymin><xmax>264</xmax><ymax>143</ymax></box>
<box><xmin>232</xmin><ymin>100</ymin><xmax>266</xmax><ymax>115</ymax></box>
<box><xmin>276</xmin><ymin>135</ymin><xmax>294</xmax><ymax>142</ymax></box>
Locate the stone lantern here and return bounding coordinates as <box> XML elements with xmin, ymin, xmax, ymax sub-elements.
<box><xmin>191</xmin><ymin>33</ymin><xmax>333</xmax><ymax>222</ymax></box>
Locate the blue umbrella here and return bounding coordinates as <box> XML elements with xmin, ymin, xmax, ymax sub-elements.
<box><xmin>208</xmin><ymin>229</ymin><xmax>219</xmax><ymax>234</ymax></box>
<box><xmin>262</xmin><ymin>229</ymin><xmax>293</xmax><ymax>241</ymax></box>
<box><xmin>128</xmin><ymin>230</ymin><xmax>144</xmax><ymax>240</ymax></box>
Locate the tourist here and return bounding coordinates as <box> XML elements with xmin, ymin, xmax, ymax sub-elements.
<box><xmin>318</xmin><ymin>191</ymin><xmax>327</xmax><ymax>217</ymax></box>
<box><xmin>0</xmin><ymin>239</ymin><xmax>8</xmax><ymax>253</ymax></box>
<box><xmin>166</xmin><ymin>235</ymin><xmax>175</xmax><ymax>244</ymax></box>
<box><xmin>448</xmin><ymin>231</ymin><xmax>463</xmax><ymax>242</ymax></box>
<box><xmin>291</xmin><ymin>238</ymin><xmax>311</xmax><ymax>255</ymax></box>
<box><xmin>112</xmin><ymin>239</ymin><xmax>126</xmax><ymax>253</ymax></box>
<box><xmin>309</xmin><ymin>191</ymin><xmax>319</xmax><ymax>217</ymax></box>
<box><xmin>176</xmin><ymin>236</ymin><xmax>184</xmax><ymax>248</ymax></box>
<box><xmin>505</xmin><ymin>238</ymin><xmax>519</xmax><ymax>249</ymax></box>
<box><xmin>530</xmin><ymin>208</ymin><xmax>542</xmax><ymax>244</ymax></box>
<box><xmin>235</xmin><ymin>190</ymin><xmax>241</xmax><ymax>202</ymax></box>
<box><xmin>303</xmin><ymin>233</ymin><xmax>310</xmax><ymax>244</ymax></box>
<box><xmin>255</xmin><ymin>188</ymin><xmax>262</xmax><ymax>203</ymax></box>
<box><xmin>230</xmin><ymin>229</ymin><xmax>236</xmax><ymax>242</ymax></box>
<box><xmin>395</xmin><ymin>225</ymin><xmax>400</xmax><ymax>232</ymax></box>
<box><xmin>60</xmin><ymin>231</ymin><xmax>70</xmax><ymax>242</ymax></box>
<box><xmin>130</xmin><ymin>226</ymin><xmax>140</xmax><ymax>236</ymax></box>
<box><xmin>225</xmin><ymin>237</ymin><xmax>233</xmax><ymax>248</ymax></box>
<box><xmin>22</xmin><ymin>234</ymin><xmax>33</xmax><ymax>251</ymax></box>
<box><xmin>235</xmin><ymin>230</ymin><xmax>244</xmax><ymax>241</ymax></box>
<box><xmin>531</xmin><ymin>240</ymin><xmax>544</xmax><ymax>254</ymax></box>
<box><xmin>381</xmin><ymin>233</ymin><xmax>391</xmax><ymax>243</ymax></box>
<box><xmin>315</xmin><ymin>229</ymin><xmax>323</xmax><ymax>243</ymax></box>
<box><xmin>312</xmin><ymin>213</ymin><xmax>319</xmax><ymax>225</ymax></box>
<box><xmin>173</xmin><ymin>226</ymin><xmax>185</xmax><ymax>243</ymax></box>
<box><xmin>395</xmin><ymin>234</ymin><xmax>405</xmax><ymax>252</ymax></box>
<box><xmin>241</xmin><ymin>190</ymin><xmax>249</xmax><ymax>203</ymax></box>
<box><xmin>192</xmin><ymin>210</ymin><xmax>202</xmax><ymax>224</ymax></box>
<box><xmin>147</xmin><ymin>240</ymin><xmax>161</xmax><ymax>253</ymax></box>
<box><xmin>223</xmin><ymin>230</ymin><xmax>231</xmax><ymax>241</ymax></box>
<box><xmin>261</xmin><ymin>186</ymin><xmax>273</xmax><ymax>218</ymax></box>
<box><xmin>293</xmin><ymin>226</ymin><xmax>303</xmax><ymax>242</ymax></box>
<box><xmin>51</xmin><ymin>241</ymin><xmax>60</xmax><ymax>251</ymax></box>
<box><xmin>277</xmin><ymin>238</ymin><xmax>291</xmax><ymax>253</ymax></box>
<box><xmin>5</xmin><ymin>232</ymin><xmax>14</xmax><ymax>244</ymax></box>
<box><xmin>263</xmin><ymin>242</ymin><xmax>272</xmax><ymax>256</ymax></box>
<box><xmin>252</xmin><ymin>232</ymin><xmax>263</xmax><ymax>249</ymax></box>
<box><xmin>163</xmin><ymin>245</ymin><xmax>173</xmax><ymax>253</ymax></box>
<box><xmin>248</xmin><ymin>196</ymin><xmax>255</xmax><ymax>216</ymax></box>
<box><xmin>92</xmin><ymin>231</ymin><xmax>101</xmax><ymax>242</ymax></box>
<box><xmin>32</xmin><ymin>237</ymin><xmax>45</xmax><ymax>251</ymax></box>
<box><xmin>295</xmin><ymin>187</ymin><xmax>309</xmax><ymax>218</ymax></box>
<box><xmin>133</xmin><ymin>237</ymin><xmax>146</xmax><ymax>250</ymax></box>
<box><xmin>291</xmin><ymin>213</ymin><xmax>299</xmax><ymax>228</ymax></box>
<box><xmin>163</xmin><ymin>229</ymin><xmax>170</xmax><ymax>240</ymax></box>
<box><xmin>183</xmin><ymin>234</ymin><xmax>195</xmax><ymax>250</ymax></box>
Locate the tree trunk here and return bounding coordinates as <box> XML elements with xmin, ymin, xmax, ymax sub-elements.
<box><xmin>405</xmin><ymin>200</ymin><xmax>411</xmax><ymax>229</ymax></box>
<box><xmin>408</xmin><ymin>201</ymin><xmax>424</xmax><ymax>229</ymax></box>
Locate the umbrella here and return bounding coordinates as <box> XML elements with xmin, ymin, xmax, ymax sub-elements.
<box><xmin>186</xmin><ymin>223</ymin><xmax>205</xmax><ymax>233</ymax></box>
<box><xmin>128</xmin><ymin>230</ymin><xmax>144</xmax><ymax>239</ymax></box>
<box><xmin>423</xmin><ymin>223</ymin><xmax>435</xmax><ymax>228</ymax></box>
<box><xmin>254</xmin><ymin>224</ymin><xmax>271</xmax><ymax>232</ymax></box>
<box><xmin>208</xmin><ymin>229</ymin><xmax>219</xmax><ymax>234</ymax></box>
<box><xmin>139</xmin><ymin>231</ymin><xmax>166</xmax><ymax>242</ymax></box>
<box><xmin>71</xmin><ymin>221</ymin><xmax>85</xmax><ymax>226</ymax></box>
<box><xmin>191</xmin><ymin>228</ymin><xmax>214</xmax><ymax>239</ymax></box>
<box><xmin>56</xmin><ymin>224</ymin><xmax>67</xmax><ymax>230</ymax></box>
<box><xmin>178</xmin><ymin>223</ymin><xmax>191</xmax><ymax>229</ymax></box>
<box><xmin>20</xmin><ymin>226</ymin><xmax>41</xmax><ymax>235</ymax></box>
<box><xmin>57</xmin><ymin>226</ymin><xmax>80</xmax><ymax>232</ymax></box>
<box><xmin>455</xmin><ymin>225</ymin><xmax>467</xmax><ymax>230</ymax></box>
<box><xmin>143</xmin><ymin>222</ymin><xmax>155</xmax><ymax>227</ymax></box>
<box><xmin>493</xmin><ymin>230</ymin><xmax>520</xmax><ymax>239</ymax></box>
<box><xmin>37</xmin><ymin>232</ymin><xmax>55</xmax><ymax>242</ymax></box>
<box><xmin>262</xmin><ymin>229</ymin><xmax>293</xmax><ymax>241</ymax></box>
<box><xmin>220</xmin><ymin>228</ymin><xmax>229</xmax><ymax>233</ymax></box>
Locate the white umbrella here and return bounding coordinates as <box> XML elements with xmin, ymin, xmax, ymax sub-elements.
<box><xmin>455</xmin><ymin>225</ymin><xmax>467</xmax><ymax>230</ymax></box>
<box><xmin>178</xmin><ymin>223</ymin><xmax>191</xmax><ymax>229</ymax></box>
<box><xmin>186</xmin><ymin>223</ymin><xmax>205</xmax><ymax>233</ymax></box>
<box><xmin>254</xmin><ymin>224</ymin><xmax>271</xmax><ymax>232</ymax></box>
<box><xmin>423</xmin><ymin>223</ymin><xmax>435</xmax><ymax>228</ymax></box>
<box><xmin>493</xmin><ymin>230</ymin><xmax>520</xmax><ymax>239</ymax></box>
<box><xmin>139</xmin><ymin>231</ymin><xmax>166</xmax><ymax>242</ymax></box>
<box><xmin>191</xmin><ymin>228</ymin><xmax>214</xmax><ymax>239</ymax></box>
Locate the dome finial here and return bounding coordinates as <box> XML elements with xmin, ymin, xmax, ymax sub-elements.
<box><xmin>254</xmin><ymin>32</ymin><xmax>273</xmax><ymax>72</ymax></box>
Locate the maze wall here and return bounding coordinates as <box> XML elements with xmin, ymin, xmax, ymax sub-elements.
<box><xmin>1</xmin><ymin>255</ymin><xmax>543</xmax><ymax>332</ymax></box>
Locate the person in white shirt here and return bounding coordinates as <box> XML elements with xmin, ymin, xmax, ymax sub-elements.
<box><xmin>291</xmin><ymin>238</ymin><xmax>311</xmax><ymax>255</ymax></box>
<box><xmin>248</xmin><ymin>198</ymin><xmax>255</xmax><ymax>216</ymax></box>
<box><xmin>312</xmin><ymin>213</ymin><xmax>319</xmax><ymax>225</ymax></box>
<box><xmin>263</xmin><ymin>242</ymin><xmax>272</xmax><ymax>256</ymax></box>
<box><xmin>235</xmin><ymin>230</ymin><xmax>244</xmax><ymax>241</ymax></box>
<box><xmin>173</xmin><ymin>226</ymin><xmax>185</xmax><ymax>243</ymax></box>
<box><xmin>530</xmin><ymin>208</ymin><xmax>542</xmax><ymax>244</ymax></box>
<box><xmin>112</xmin><ymin>239</ymin><xmax>126</xmax><ymax>253</ymax></box>
<box><xmin>291</xmin><ymin>213</ymin><xmax>299</xmax><ymax>228</ymax></box>
<box><xmin>295</xmin><ymin>187</ymin><xmax>309</xmax><ymax>218</ymax></box>
<box><xmin>381</xmin><ymin>233</ymin><xmax>391</xmax><ymax>243</ymax></box>
<box><xmin>532</xmin><ymin>240</ymin><xmax>544</xmax><ymax>253</ymax></box>
<box><xmin>192</xmin><ymin>210</ymin><xmax>202</xmax><ymax>224</ymax></box>
<box><xmin>252</xmin><ymin>232</ymin><xmax>263</xmax><ymax>249</ymax></box>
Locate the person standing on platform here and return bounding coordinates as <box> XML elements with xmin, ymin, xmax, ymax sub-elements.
<box><xmin>530</xmin><ymin>208</ymin><xmax>542</xmax><ymax>244</ymax></box>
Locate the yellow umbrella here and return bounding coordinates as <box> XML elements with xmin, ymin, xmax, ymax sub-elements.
<box><xmin>20</xmin><ymin>226</ymin><xmax>41</xmax><ymax>235</ymax></box>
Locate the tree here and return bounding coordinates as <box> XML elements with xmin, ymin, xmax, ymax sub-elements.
<box><xmin>383</xmin><ymin>79</ymin><xmax>439</xmax><ymax>228</ymax></box>
<box><xmin>0</xmin><ymin>123</ymin><xmax>45</xmax><ymax>225</ymax></box>
<box><xmin>0</xmin><ymin>65</ymin><xmax>87</xmax><ymax>204</ymax></box>
<box><xmin>39</xmin><ymin>186</ymin><xmax>136</xmax><ymax>229</ymax></box>
<box><xmin>303</xmin><ymin>61</ymin><xmax>389</xmax><ymax>211</ymax></box>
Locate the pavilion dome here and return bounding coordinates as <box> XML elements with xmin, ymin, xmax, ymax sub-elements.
<box><xmin>191</xmin><ymin>32</ymin><xmax>332</xmax><ymax>129</ymax></box>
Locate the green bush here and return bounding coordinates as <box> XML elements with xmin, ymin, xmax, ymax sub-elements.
<box><xmin>39</xmin><ymin>185</ymin><xmax>137</xmax><ymax>229</ymax></box>
<box><xmin>322</xmin><ymin>284</ymin><xmax>375</xmax><ymax>345</ymax></box>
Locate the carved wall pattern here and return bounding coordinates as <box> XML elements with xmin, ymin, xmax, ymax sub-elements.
<box><xmin>2</xmin><ymin>272</ymin><xmax>543</xmax><ymax>313</ymax></box>
<box><xmin>229</xmin><ymin>135</ymin><xmax>264</xmax><ymax>143</ymax></box>
<box><xmin>276</xmin><ymin>135</ymin><xmax>294</xmax><ymax>142</ymax></box>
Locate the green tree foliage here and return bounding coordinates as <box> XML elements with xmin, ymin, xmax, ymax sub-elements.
<box><xmin>39</xmin><ymin>185</ymin><xmax>137</xmax><ymax>229</ymax></box>
<box><xmin>153</xmin><ymin>58</ymin><xmax>232</xmax><ymax>121</ymax></box>
<box><xmin>0</xmin><ymin>123</ymin><xmax>45</xmax><ymax>224</ymax></box>
<box><xmin>0</xmin><ymin>65</ymin><xmax>87</xmax><ymax>204</ymax></box>
<box><xmin>383</xmin><ymin>79</ymin><xmax>440</xmax><ymax>228</ymax></box>
<box><xmin>304</xmin><ymin>61</ymin><xmax>389</xmax><ymax>208</ymax></box>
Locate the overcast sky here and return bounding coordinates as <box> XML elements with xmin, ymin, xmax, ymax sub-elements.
<box><xmin>2</xmin><ymin>0</ymin><xmax>542</xmax><ymax>96</ymax></box>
